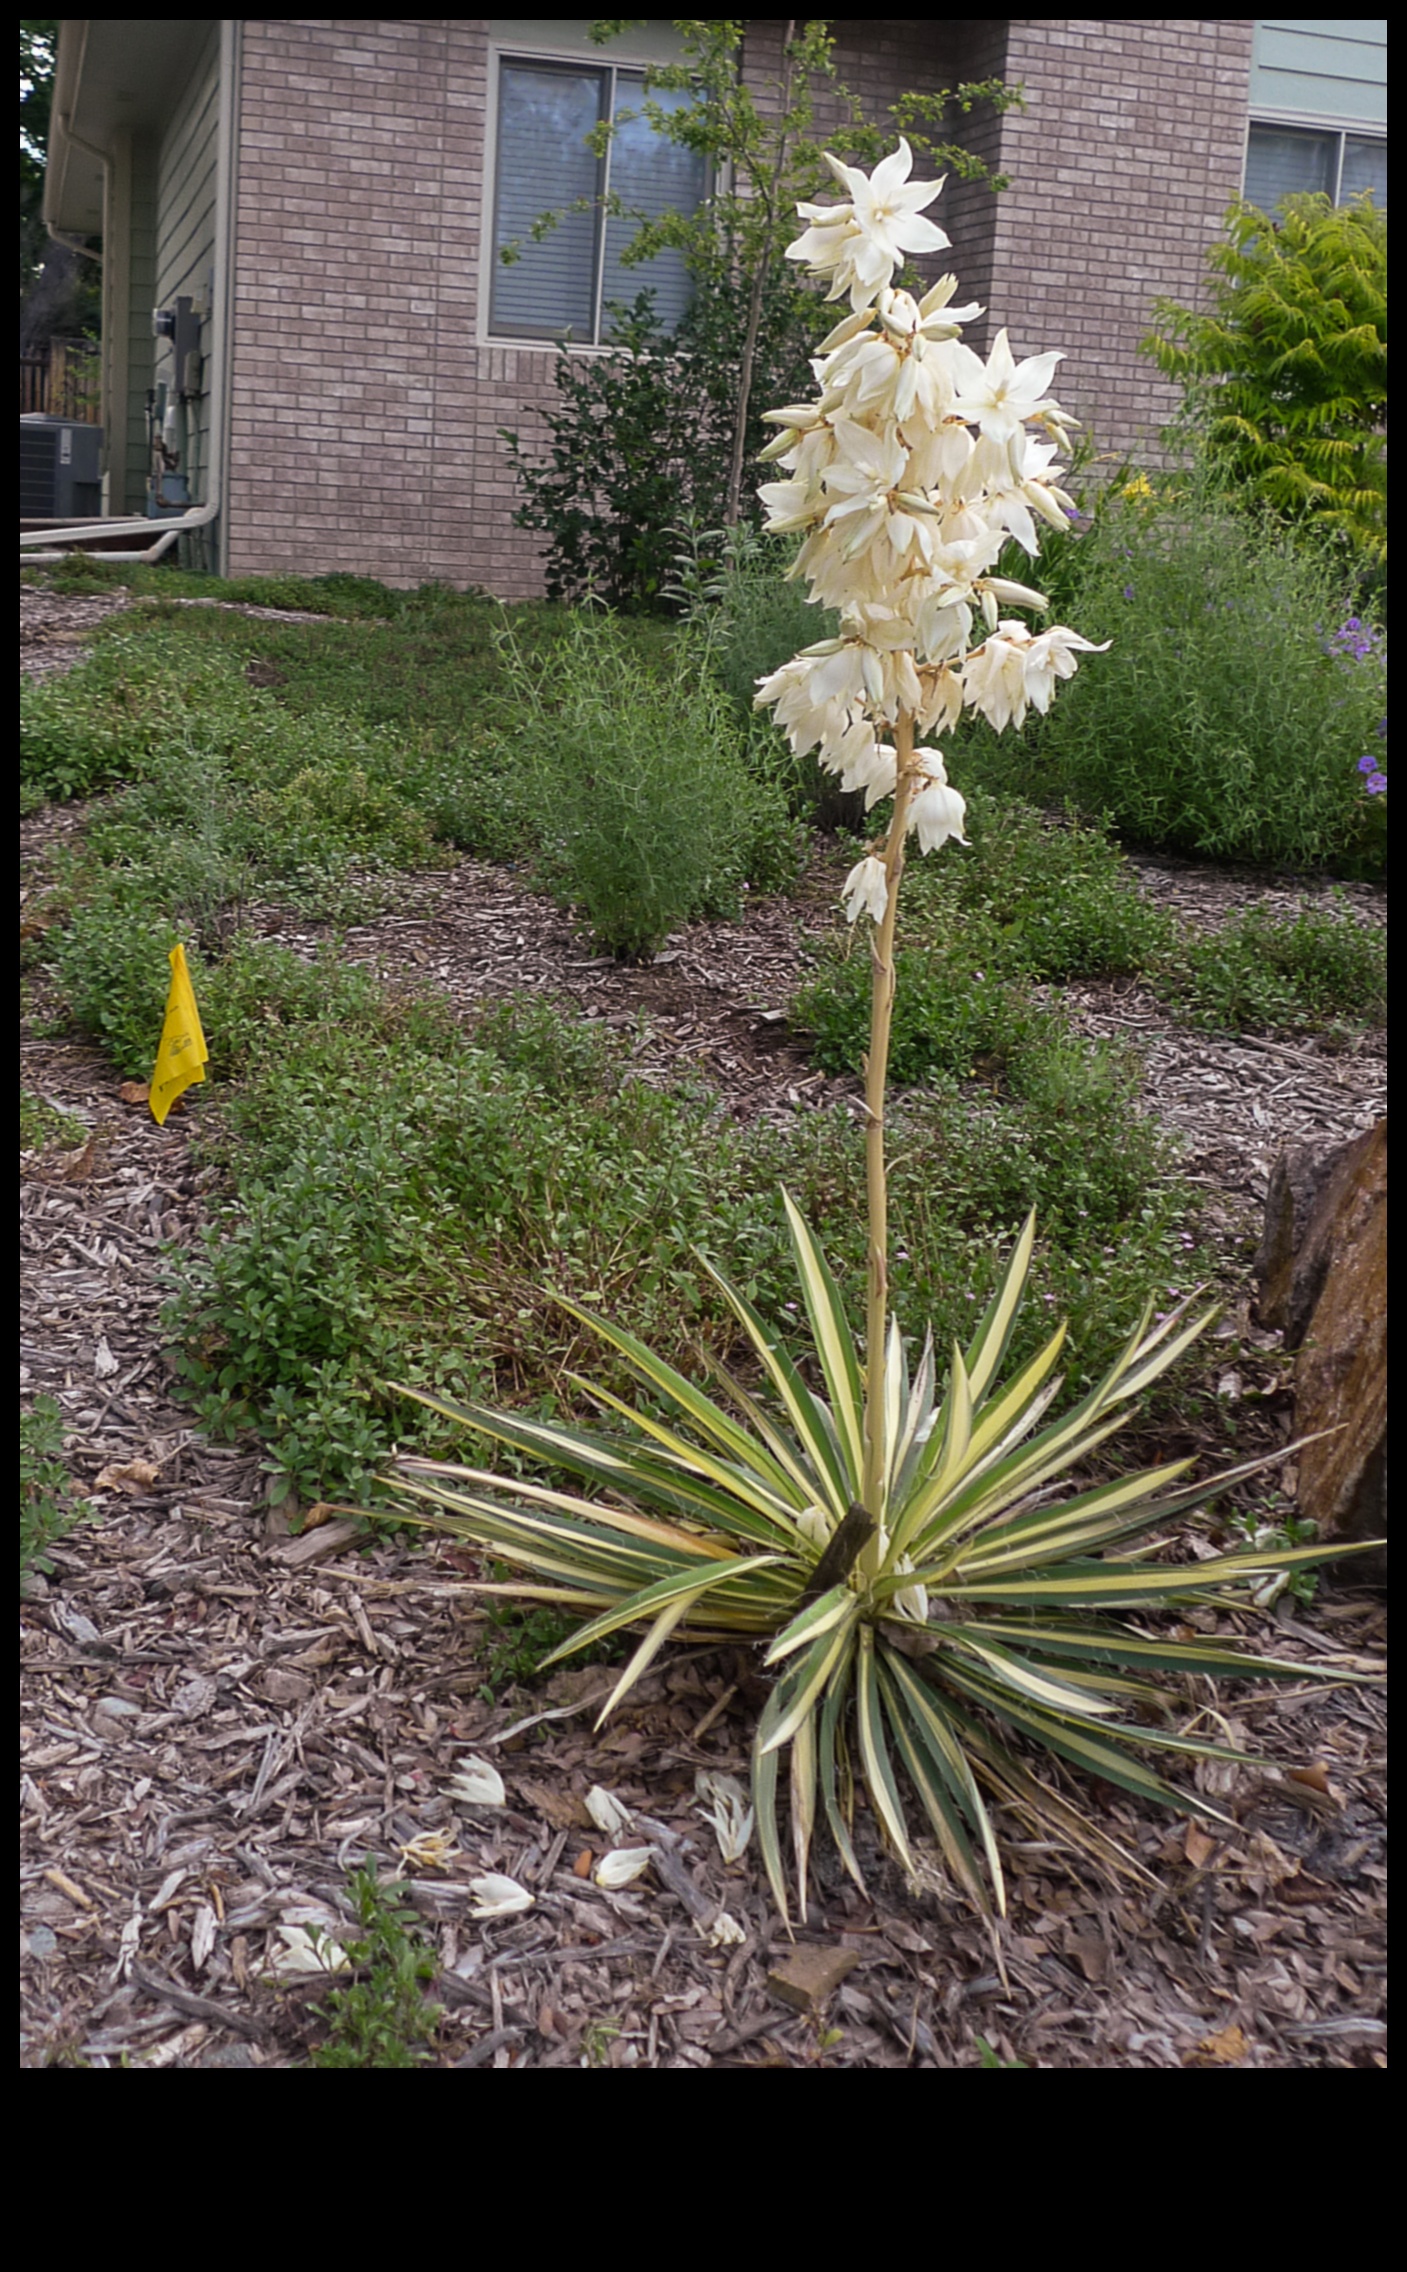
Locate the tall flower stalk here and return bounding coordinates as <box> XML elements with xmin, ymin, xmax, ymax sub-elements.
<box><xmin>755</xmin><ymin>137</ymin><xmax>1105</xmax><ymax>1553</ymax></box>
<box><xmin>382</xmin><ymin>146</ymin><xmax>1377</xmax><ymax>1927</ymax></box>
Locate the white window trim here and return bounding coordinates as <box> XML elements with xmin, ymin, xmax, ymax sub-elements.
<box><xmin>480</xmin><ymin>31</ymin><xmax>705</xmax><ymax>355</ymax></box>
<box><xmin>1244</xmin><ymin>108</ymin><xmax>1387</xmax><ymax>206</ymax></box>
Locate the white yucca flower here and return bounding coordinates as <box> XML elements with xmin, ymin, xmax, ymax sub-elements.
<box><xmin>268</xmin><ymin>1923</ymin><xmax>350</xmax><ymax>1977</ymax></box>
<box><xmin>593</xmin><ymin>1847</ymin><xmax>655</xmax><ymax>1889</ymax></box>
<box><xmin>584</xmin><ymin>1785</ymin><xmax>633</xmax><ymax>1840</ymax></box>
<box><xmin>448</xmin><ymin>1758</ymin><xmax>506</xmax><ymax>1808</ymax></box>
<box><xmin>695</xmin><ymin>1772</ymin><xmax>755</xmax><ymax>1863</ymax></box>
<box><xmin>468</xmin><ymin>1874</ymin><xmax>534</xmax><ymax>1919</ymax></box>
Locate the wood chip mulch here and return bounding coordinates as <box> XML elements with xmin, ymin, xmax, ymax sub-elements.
<box><xmin>21</xmin><ymin>582</ymin><xmax>1386</xmax><ymax>2068</ymax></box>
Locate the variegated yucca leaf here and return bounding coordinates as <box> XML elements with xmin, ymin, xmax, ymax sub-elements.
<box><xmin>382</xmin><ymin>1203</ymin><xmax>1378</xmax><ymax>1925</ymax></box>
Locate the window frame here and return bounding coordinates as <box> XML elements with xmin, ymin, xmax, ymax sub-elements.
<box><xmin>482</xmin><ymin>34</ymin><xmax>709</xmax><ymax>353</ymax></box>
<box><xmin>1243</xmin><ymin>109</ymin><xmax>1387</xmax><ymax>209</ymax></box>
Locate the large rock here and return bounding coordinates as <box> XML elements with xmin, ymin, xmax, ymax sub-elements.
<box><xmin>1255</xmin><ymin>1121</ymin><xmax>1386</xmax><ymax>1563</ymax></box>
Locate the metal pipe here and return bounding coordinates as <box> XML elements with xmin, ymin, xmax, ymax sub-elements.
<box><xmin>24</xmin><ymin>526</ymin><xmax>183</xmax><ymax>565</ymax></box>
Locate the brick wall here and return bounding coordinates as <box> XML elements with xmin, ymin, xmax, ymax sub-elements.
<box><xmin>225</xmin><ymin>18</ymin><xmax>1252</xmax><ymax>594</ymax></box>
<box><xmin>230</xmin><ymin>17</ymin><xmax>555</xmax><ymax>593</ymax></box>
<box><xmin>983</xmin><ymin>20</ymin><xmax>1254</xmax><ymax>470</ymax></box>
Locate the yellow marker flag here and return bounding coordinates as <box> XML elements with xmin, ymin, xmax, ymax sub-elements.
<box><xmin>149</xmin><ymin>943</ymin><xmax>209</xmax><ymax>1126</ymax></box>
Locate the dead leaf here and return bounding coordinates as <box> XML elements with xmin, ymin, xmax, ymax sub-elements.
<box><xmin>94</xmin><ymin>1458</ymin><xmax>161</xmax><ymax>1495</ymax></box>
<box><xmin>1188</xmin><ymin>2023</ymin><xmax>1248</xmax><ymax>2066</ymax></box>
<box><xmin>301</xmin><ymin>1501</ymin><xmax>335</xmax><ymax>1530</ymax></box>
<box><xmin>572</xmin><ymin>1848</ymin><xmax>594</xmax><ymax>1879</ymax></box>
<box><xmin>1184</xmin><ymin>1824</ymin><xmax>1217</xmax><ymax>1869</ymax></box>
<box><xmin>1064</xmin><ymin>1930</ymin><xmax>1108</xmax><ymax>1984</ymax></box>
<box><xmin>1287</xmin><ymin>1763</ymin><xmax>1331</xmax><ymax>1795</ymax></box>
<box><xmin>93</xmin><ymin>1336</ymin><xmax>119</xmax><ymax>1379</ymax></box>
<box><xmin>118</xmin><ymin>1081</ymin><xmax>150</xmax><ymax>1106</ymax></box>
<box><xmin>514</xmin><ymin>1776</ymin><xmax>594</xmax><ymax>1832</ymax></box>
<box><xmin>58</xmin><ymin>1133</ymin><xmax>98</xmax><ymax>1181</ymax></box>
<box><xmin>767</xmin><ymin>1946</ymin><xmax>860</xmax><ymax>2012</ymax></box>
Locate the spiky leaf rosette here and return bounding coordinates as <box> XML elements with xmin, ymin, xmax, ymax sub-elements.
<box><xmin>382</xmin><ymin>1204</ymin><xmax>1372</xmax><ymax>1923</ymax></box>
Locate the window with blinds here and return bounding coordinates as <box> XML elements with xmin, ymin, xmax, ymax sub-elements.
<box><xmin>489</xmin><ymin>58</ymin><xmax>708</xmax><ymax>344</ymax></box>
<box><xmin>1245</xmin><ymin>121</ymin><xmax>1387</xmax><ymax>210</ymax></box>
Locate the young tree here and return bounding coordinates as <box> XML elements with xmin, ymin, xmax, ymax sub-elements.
<box><xmin>512</xmin><ymin>20</ymin><xmax>1022</xmax><ymax>526</ymax></box>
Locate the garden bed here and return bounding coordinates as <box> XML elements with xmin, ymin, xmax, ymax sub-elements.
<box><xmin>20</xmin><ymin>580</ymin><xmax>1386</xmax><ymax>2068</ymax></box>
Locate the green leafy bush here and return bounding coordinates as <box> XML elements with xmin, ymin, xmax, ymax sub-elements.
<box><xmin>1022</xmin><ymin>490</ymin><xmax>1385</xmax><ymax>869</ymax></box>
<box><xmin>1142</xmin><ymin>192</ymin><xmax>1387</xmax><ymax>568</ymax></box>
<box><xmin>502</xmin><ymin>276</ymin><xmax>818</xmax><ymax>614</ymax></box>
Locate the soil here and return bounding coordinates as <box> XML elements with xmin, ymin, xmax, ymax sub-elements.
<box><xmin>20</xmin><ymin>582</ymin><xmax>1386</xmax><ymax>2069</ymax></box>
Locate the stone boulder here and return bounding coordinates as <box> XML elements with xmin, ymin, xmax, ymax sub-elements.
<box><xmin>1254</xmin><ymin>1120</ymin><xmax>1386</xmax><ymax>1568</ymax></box>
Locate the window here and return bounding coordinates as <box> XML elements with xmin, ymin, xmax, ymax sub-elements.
<box><xmin>1245</xmin><ymin>120</ymin><xmax>1387</xmax><ymax>210</ymax></box>
<box><xmin>489</xmin><ymin>56</ymin><xmax>708</xmax><ymax>344</ymax></box>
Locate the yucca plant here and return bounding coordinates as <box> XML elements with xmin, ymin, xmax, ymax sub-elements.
<box><xmin>379</xmin><ymin>145</ymin><xmax>1376</xmax><ymax>1925</ymax></box>
<box><xmin>387</xmin><ymin>1203</ymin><xmax>1366</xmax><ymax>1922</ymax></box>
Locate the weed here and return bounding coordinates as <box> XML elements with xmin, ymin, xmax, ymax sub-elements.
<box><xmin>974</xmin><ymin>2034</ymin><xmax>1029</xmax><ymax>2069</ymax></box>
<box><xmin>309</xmin><ymin>1865</ymin><xmax>440</xmax><ymax>2068</ymax></box>
<box><xmin>476</xmin><ymin>1596</ymin><xmax>584</xmax><ymax>1700</ymax></box>
<box><xmin>21</xmin><ymin>1397</ymin><xmax>93</xmax><ymax>1578</ymax></box>
<box><xmin>20</xmin><ymin>1089</ymin><xmax>86</xmax><ymax>1153</ymax></box>
<box><xmin>1231</xmin><ymin>1506</ymin><xmax>1322</xmax><ymax>1609</ymax></box>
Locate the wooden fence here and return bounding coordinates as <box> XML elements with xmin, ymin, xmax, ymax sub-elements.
<box><xmin>20</xmin><ymin>336</ymin><xmax>101</xmax><ymax>423</ymax></box>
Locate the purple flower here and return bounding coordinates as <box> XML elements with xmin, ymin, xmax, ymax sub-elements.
<box><xmin>1358</xmin><ymin>754</ymin><xmax>1378</xmax><ymax>774</ymax></box>
<box><xmin>1367</xmin><ymin>774</ymin><xmax>1387</xmax><ymax>796</ymax></box>
<box><xmin>1122</xmin><ymin>585</ymin><xmax>1135</xmax><ymax>600</ymax></box>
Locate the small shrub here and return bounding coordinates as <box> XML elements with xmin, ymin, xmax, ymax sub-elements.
<box><xmin>1142</xmin><ymin>191</ymin><xmax>1387</xmax><ymax>567</ymax></box>
<box><xmin>500</xmin><ymin>606</ymin><xmax>796</xmax><ymax>957</ymax></box>
<box><xmin>1027</xmin><ymin>489</ymin><xmax>1385</xmax><ymax>869</ymax></box>
<box><xmin>48</xmin><ymin>870</ymin><xmax>186</xmax><ymax>1080</ymax></box>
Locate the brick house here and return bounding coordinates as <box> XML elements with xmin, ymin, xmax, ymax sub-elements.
<box><xmin>35</xmin><ymin>18</ymin><xmax>1386</xmax><ymax>595</ymax></box>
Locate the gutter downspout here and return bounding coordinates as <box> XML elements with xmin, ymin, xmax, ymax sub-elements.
<box><xmin>22</xmin><ymin>22</ymin><xmax>239</xmax><ymax>570</ymax></box>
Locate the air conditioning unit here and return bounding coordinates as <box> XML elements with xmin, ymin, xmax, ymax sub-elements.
<box><xmin>19</xmin><ymin>416</ymin><xmax>104</xmax><ymax>518</ymax></box>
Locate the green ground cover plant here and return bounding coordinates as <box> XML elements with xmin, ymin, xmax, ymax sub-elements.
<box><xmin>24</xmin><ymin>570</ymin><xmax>1380</xmax><ymax>1528</ymax></box>
<box><xmin>797</xmin><ymin>795</ymin><xmax>1384</xmax><ymax>1051</ymax></box>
